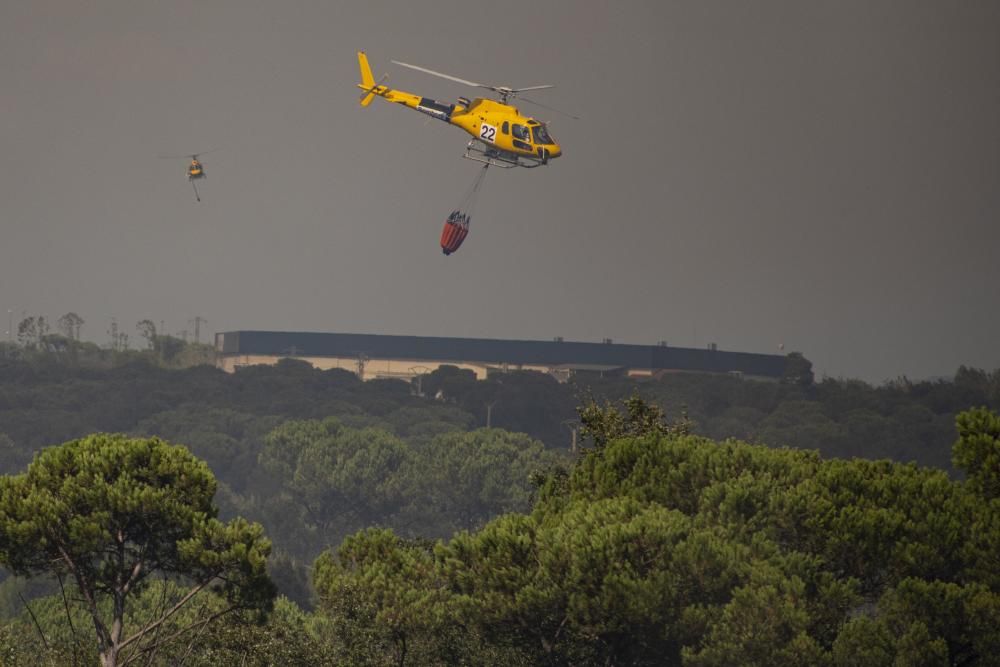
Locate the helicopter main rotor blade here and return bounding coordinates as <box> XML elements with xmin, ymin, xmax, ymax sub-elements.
<box><xmin>157</xmin><ymin>147</ymin><xmax>221</xmax><ymax>160</ymax></box>
<box><xmin>190</xmin><ymin>147</ymin><xmax>222</xmax><ymax>159</ymax></box>
<box><xmin>390</xmin><ymin>60</ymin><xmax>490</xmax><ymax>90</ymax></box>
<box><xmin>391</xmin><ymin>60</ymin><xmax>562</xmax><ymax>103</ymax></box>
<box><xmin>518</xmin><ymin>95</ymin><xmax>580</xmax><ymax>120</ymax></box>
<box><xmin>511</xmin><ymin>84</ymin><xmax>555</xmax><ymax>93</ymax></box>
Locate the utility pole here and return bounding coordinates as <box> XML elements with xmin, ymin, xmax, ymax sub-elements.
<box><xmin>408</xmin><ymin>366</ymin><xmax>431</xmax><ymax>396</ymax></box>
<box><xmin>485</xmin><ymin>401</ymin><xmax>498</xmax><ymax>428</ymax></box>
<box><xmin>108</xmin><ymin>318</ymin><xmax>119</xmax><ymax>351</ymax></box>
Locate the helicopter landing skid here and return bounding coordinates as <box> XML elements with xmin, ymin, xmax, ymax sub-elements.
<box><xmin>463</xmin><ymin>140</ymin><xmax>545</xmax><ymax>169</ymax></box>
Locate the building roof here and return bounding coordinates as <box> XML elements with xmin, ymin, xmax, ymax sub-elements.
<box><xmin>217</xmin><ymin>330</ymin><xmax>789</xmax><ymax>378</ymax></box>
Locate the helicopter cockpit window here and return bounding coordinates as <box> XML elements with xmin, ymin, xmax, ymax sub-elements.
<box><xmin>511</xmin><ymin>124</ymin><xmax>530</xmax><ymax>141</ymax></box>
<box><xmin>531</xmin><ymin>124</ymin><xmax>554</xmax><ymax>145</ymax></box>
<box><xmin>501</xmin><ymin>121</ymin><xmax>509</xmax><ymax>135</ymax></box>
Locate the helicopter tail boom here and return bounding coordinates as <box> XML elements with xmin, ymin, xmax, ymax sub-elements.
<box><xmin>356</xmin><ymin>51</ymin><xmax>426</xmax><ymax>112</ymax></box>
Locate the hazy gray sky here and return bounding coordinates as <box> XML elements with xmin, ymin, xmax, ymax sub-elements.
<box><xmin>2</xmin><ymin>1</ymin><xmax>998</xmax><ymax>382</ymax></box>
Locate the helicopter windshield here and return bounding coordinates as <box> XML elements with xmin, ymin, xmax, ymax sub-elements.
<box><xmin>531</xmin><ymin>123</ymin><xmax>554</xmax><ymax>145</ymax></box>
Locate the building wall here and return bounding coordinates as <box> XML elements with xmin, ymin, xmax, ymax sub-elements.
<box><xmin>216</xmin><ymin>354</ymin><xmax>633</xmax><ymax>382</ymax></box>
<box><xmin>219</xmin><ymin>354</ymin><xmax>529</xmax><ymax>381</ymax></box>
<box><xmin>214</xmin><ymin>331</ymin><xmax>789</xmax><ymax>381</ymax></box>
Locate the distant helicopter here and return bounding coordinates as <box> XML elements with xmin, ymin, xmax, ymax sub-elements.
<box><xmin>158</xmin><ymin>150</ymin><xmax>218</xmax><ymax>201</ymax></box>
<box><xmin>357</xmin><ymin>51</ymin><xmax>572</xmax><ymax>168</ymax></box>
<box><xmin>186</xmin><ymin>156</ymin><xmax>205</xmax><ymax>181</ymax></box>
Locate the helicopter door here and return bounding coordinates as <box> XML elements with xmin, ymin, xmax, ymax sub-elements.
<box><xmin>510</xmin><ymin>124</ymin><xmax>532</xmax><ymax>151</ymax></box>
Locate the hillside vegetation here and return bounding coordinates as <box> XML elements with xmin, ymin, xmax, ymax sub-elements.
<box><xmin>1</xmin><ymin>347</ymin><xmax>999</xmax><ymax>662</ymax></box>
<box><xmin>0</xmin><ymin>396</ymin><xmax>998</xmax><ymax>665</ymax></box>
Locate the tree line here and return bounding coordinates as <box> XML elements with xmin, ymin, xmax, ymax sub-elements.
<box><xmin>2</xmin><ymin>313</ymin><xmax>213</xmax><ymax>365</ymax></box>
<box><xmin>1</xmin><ymin>400</ymin><xmax>998</xmax><ymax>665</ymax></box>
<box><xmin>1</xmin><ymin>351</ymin><xmax>999</xmax><ymax>605</ymax></box>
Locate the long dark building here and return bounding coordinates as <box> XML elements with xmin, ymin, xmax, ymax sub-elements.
<box><xmin>214</xmin><ymin>330</ymin><xmax>790</xmax><ymax>382</ymax></box>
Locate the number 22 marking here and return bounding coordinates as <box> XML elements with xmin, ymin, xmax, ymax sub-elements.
<box><xmin>480</xmin><ymin>124</ymin><xmax>497</xmax><ymax>143</ymax></box>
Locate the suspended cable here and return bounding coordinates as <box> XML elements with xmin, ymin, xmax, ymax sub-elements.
<box><xmin>441</xmin><ymin>165</ymin><xmax>489</xmax><ymax>255</ymax></box>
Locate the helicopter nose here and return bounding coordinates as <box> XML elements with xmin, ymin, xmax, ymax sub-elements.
<box><xmin>549</xmin><ymin>145</ymin><xmax>562</xmax><ymax>158</ymax></box>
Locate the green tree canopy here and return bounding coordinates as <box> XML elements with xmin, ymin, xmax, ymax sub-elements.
<box><xmin>313</xmin><ymin>529</ymin><xmax>450</xmax><ymax>666</ymax></box>
<box><xmin>313</xmin><ymin>403</ymin><xmax>1000</xmax><ymax>665</ymax></box>
<box><xmin>0</xmin><ymin>434</ymin><xmax>275</xmax><ymax>667</ymax></box>
<box><xmin>401</xmin><ymin>428</ymin><xmax>565</xmax><ymax>535</ymax></box>
<box><xmin>953</xmin><ymin>407</ymin><xmax>1000</xmax><ymax>499</ymax></box>
<box><xmin>258</xmin><ymin>418</ymin><xmax>410</xmax><ymax>550</ymax></box>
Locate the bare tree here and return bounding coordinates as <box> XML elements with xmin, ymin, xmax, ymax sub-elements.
<box><xmin>58</xmin><ymin>312</ymin><xmax>85</xmax><ymax>341</ymax></box>
<box><xmin>17</xmin><ymin>316</ymin><xmax>49</xmax><ymax>348</ymax></box>
<box><xmin>108</xmin><ymin>318</ymin><xmax>129</xmax><ymax>352</ymax></box>
<box><xmin>136</xmin><ymin>320</ymin><xmax>158</xmax><ymax>351</ymax></box>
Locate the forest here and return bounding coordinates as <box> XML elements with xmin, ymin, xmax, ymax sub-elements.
<box><xmin>0</xmin><ymin>337</ymin><xmax>999</xmax><ymax>665</ymax></box>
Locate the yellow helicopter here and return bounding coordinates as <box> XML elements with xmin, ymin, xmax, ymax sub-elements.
<box><xmin>158</xmin><ymin>150</ymin><xmax>217</xmax><ymax>202</ymax></box>
<box><xmin>186</xmin><ymin>156</ymin><xmax>205</xmax><ymax>181</ymax></box>
<box><xmin>357</xmin><ymin>51</ymin><xmax>569</xmax><ymax>168</ymax></box>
